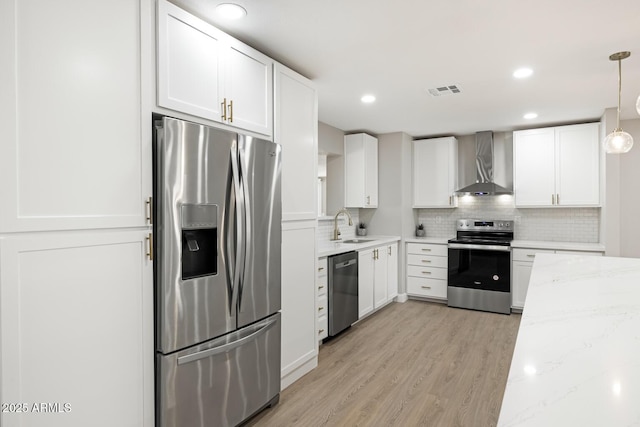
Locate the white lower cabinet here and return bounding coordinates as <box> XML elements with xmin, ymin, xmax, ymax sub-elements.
<box><xmin>357</xmin><ymin>242</ymin><xmax>398</xmax><ymax>320</ymax></box>
<box><xmin>0</xmin><ymin>230</ymin><xmax>154</xmax><ymax>427</ymax></box>
<box><xmin>406</xmin><ymin>242</ymin><xmax>448</xmax><ymax>300</ymax></box>
<box><xmin>317</xmin><ymin>257</ymin><xmax>328</xmax><ymax>341</ymax></box>
<box><xmin>511</xmin><ymin>247</ymin><xmax>603</xmax><ymax>309</ymax></box>
<box><xmin>280</xmin><ymin>222</ymin><xmax>317</xmax><ymax>389</ymax></box>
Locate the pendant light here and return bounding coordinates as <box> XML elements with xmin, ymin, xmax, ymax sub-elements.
<box><xmin>603</xmin><ymin>51</ymin><xmax>633</xmax><ymax>154</ymax></box>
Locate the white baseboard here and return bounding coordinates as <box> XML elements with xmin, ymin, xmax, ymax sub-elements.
<box><xmin>396</xmin><ymin>293</ymin><xmax>409</xmax><ymax>303</ymax></box>
<box><xmin>281</xmin><ymin>356</ymin><xmax>317</xmax><ymax>390</ymax></box>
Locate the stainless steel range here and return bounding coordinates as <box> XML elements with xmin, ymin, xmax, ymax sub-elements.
<box><xmin>447</xmin><ymin>219</ymin><xmax>514</xmax><ymax>315</ymax></box>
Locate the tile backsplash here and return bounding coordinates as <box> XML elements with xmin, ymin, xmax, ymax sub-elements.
<box><xmin>417</xmin><ymin>195</ymin><xmax>600</xmax><ymax>242</ymax></box>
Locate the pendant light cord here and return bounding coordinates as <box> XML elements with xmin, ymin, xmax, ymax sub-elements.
<box><xmin>617</xmin><ymin>58</ymin><xmax>622</xmax><ymax>130</ymax></box>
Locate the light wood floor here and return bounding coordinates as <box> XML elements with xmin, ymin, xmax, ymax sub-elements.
<box><xmin>248</xmin><ymin>300</ymin><xmax>521</xmax><ymax>427</ymax></box>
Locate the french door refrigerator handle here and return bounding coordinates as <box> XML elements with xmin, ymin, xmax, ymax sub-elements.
<box><xmin>237</xmin><ymin>141</ymin><xmax>250</xmax><ymax>312</ymax></box>
<box><xmin>177</xmin><ymin>316</ymin><xmax>279</xmax><ymax>365</ymax></box>
<box><xmin>227</xmin><ymin>141</ymin><xmax>244</xmax><ymax>316</ymax></box>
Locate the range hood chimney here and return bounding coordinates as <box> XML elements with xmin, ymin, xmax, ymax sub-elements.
<box><xmin>455</xmin><ymin>131</ymin><xmax>512</xmax><ymax>196</ymax></box>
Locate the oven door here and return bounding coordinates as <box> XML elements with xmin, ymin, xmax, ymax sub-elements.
<box><xmin>447</xmin><ymin>244</ymin><xmax>511</xmax><ymax>293</ymax></box>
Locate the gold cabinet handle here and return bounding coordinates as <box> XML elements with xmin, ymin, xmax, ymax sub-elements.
<box><xmin>318</xmin><ymin>285</ymin><xmax>325</xmax><ymax>290</ymax></box>
<box><xmin>421</xmin><ymin>248</ymin><xmax>432</xmax><ymax>252</ymax></box>
<box><xmin>449</xmin><ymin>195</ymin><xmax>452</xmax><ymax>205</ymax></box>
<box><xmin>146</xmin><ymin>233</ymin><xmax>153</xmax><ymax>261</ymax></box>
<box><xmin>388</xmin><ymin>246</ymin><xmax>391</xmax><ymax>256</ymax></box>
<box><xmin>421</xmin><ymin>259</ymin><xmax>432</xmax><ymax>263</ymax></box>
<box><xmin>319</xmin><ymin>329</ymin><xmax>325</xmax><ymax>334</ymax></box>
<box><xmin>228</xmin><ymin>99</ymin><xmax>233</xmax><ymax>123</ymax></box>
<box><xmin>367</xmin><ymin>195</ymin><xmax>371</xmax><ymax>205</ymax></box>
<box><xmin>146</xmin><ymin>196</ymin><xmax>153</xmax><ymax>224</ymax></box>
<box><xmin>221</xmin><ymin>97</ymin><xmax>227</xmax><ymax>121</ymax></box>
<box><xmin>527</xmin><ymin>254</ymin><xmax>536</xmax><ymax>258</ymax></box>
<box><xmin>556</xmin><ymin>194</ymin><xmax>560</xmax><ymax>205</ymax></box>
<box><xmin>318</xmin><ymin>267</ymin><xmax>324</xmax><ymax>271</ymax></box>
<box><xmin>422</xmin><ymin>271</ymin><xmax>432</xmax><ymax>275</ymax></box>
<box><xmin>421</xmin><ymin>285</ymin><xmax>432</xmax><ymax>290</ymax></box>
<box><xmin>318</xmin><ymin>306</ymin><xmax>324</xmax><ymax>311</ymax></box>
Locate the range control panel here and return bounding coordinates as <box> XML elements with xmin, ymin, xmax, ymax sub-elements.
<box><xmin>456</xmin><ymin>219</ymin><xmax>514</xmax><ymax>231</ymax></box>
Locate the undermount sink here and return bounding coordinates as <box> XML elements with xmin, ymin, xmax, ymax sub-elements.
<box><xmin>341</xmin><ymin>238</ymin><xmax>374</xmax><ymax>244</ymax></box>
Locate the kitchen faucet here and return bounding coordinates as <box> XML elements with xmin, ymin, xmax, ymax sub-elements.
<box><xmin>332</xmin><ymin>208</ymin><xmax>353</xmax><ymax>240</ymax></box>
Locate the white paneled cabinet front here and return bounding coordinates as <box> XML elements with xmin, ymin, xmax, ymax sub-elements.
<box><xmin>0</xmin><ymin>230</ymin><xmax>153</xmax><ymax>427</ymax></box>
<box><xmin>157</xmin><ymin>0</ymin><xmax>273</xmax><ymax>136</ymax></box>
<box><xmin>274</xmin><ymin>64</ymin><xmax>318</xmax><ymax>221</ymax></box>
<box><xmin>513</xmin><ymin>123</ymin><xmax>600</xmax><ymax>207</ymax></box>
<box><xmin>0</xmin><ymin>0</ymin><xmax>150</xmax><ymax>232</ymax></box>
<box><xmin>413</xmin><ymin>137</ymin><xmax>458</xmax><ymax>208</ymax></box>
<box><xmin>281</xmin><ymin>223</ymin><xmax>318</xmax><ymax>388</ymax></box>
<box><xmin>358</xmin><ymin>243</ymin><xmax>398</xmax><ymax>319</ymax></box>
<box><xmin>345</xmin><ymin>134</ymin><xmax>378</xmax><ymax>208</ymax></box>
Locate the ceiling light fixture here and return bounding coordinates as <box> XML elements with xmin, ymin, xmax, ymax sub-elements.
<box><xmin>361</xmin><ymin>94</ymin><xmax>376</xmax><ymax>103</ymax></box>
<box><xmin>216</xmin><ymin>3</ymin><xmax>247</xmax><ymax>20</ymax></box>
<box><xmin>513</xmin><ymin>68</ymin><xmax>533</xmax><ymax>79</ymax></box>
<box><xmin>523</xmin><ymin>112</ymin><xmax>538</xmax><ymax>119</ymax></box>
<box><xmin>603</xmin><ymin>51</ymin><xmax>634</xmax><ymax>154</ymax></box>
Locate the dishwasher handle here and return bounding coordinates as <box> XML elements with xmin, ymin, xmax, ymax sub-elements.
<box><xmin>335</xmin><ymin>259</ymin><xmax>357</xmax><ymax>269</ymax></box>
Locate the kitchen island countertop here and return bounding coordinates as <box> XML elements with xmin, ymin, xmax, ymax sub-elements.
<box><xmin>498</xmin><ymin>253</ymin><xmax>640</xmax><ymax>426</ymax></box>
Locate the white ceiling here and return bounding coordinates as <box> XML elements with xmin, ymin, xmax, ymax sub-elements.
<box><xmin>172</xmin><ymin>0</ymin><xmax>640</xmax><ymax>138</ymax></box>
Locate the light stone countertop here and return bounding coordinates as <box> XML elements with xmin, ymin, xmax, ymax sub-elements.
<box><xmin>404</xmin><ymin>236</ymin><xmax>451</xmax><ymax>245</ymax></box>
<box><xmin>317</xmin><ymin>235</ymin><xmax>401</xmax><ymax>258</ymax></box>
<box><xmin>498</xmin><ymin>253</ymin><xmax>640</xmax><ymax>426</ymax></box>
<box><xmin>511</xmin><ymin>240</ymin><xmax>605</xmax><ymax>252</ymax></box>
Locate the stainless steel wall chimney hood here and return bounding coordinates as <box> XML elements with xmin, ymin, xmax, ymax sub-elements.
<box><xmin>455</xmin><ymin>131</ymin><xmax>512</xmax><ymax>196</ymax></box>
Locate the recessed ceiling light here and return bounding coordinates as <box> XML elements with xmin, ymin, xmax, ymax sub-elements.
<box><xmin>513</xmin><ymin>68</ymin><xmax>533</xmax><ymax>79</ymax></box>
<box><xmin>361</xmin><ymin>94</ymin><xmax>376</xmax><ymax>103</ymax></box>
<box><xmin>523</xmin><ymin>112</ymin><xmax>538</xmax><ymax>119</ymax></box>
<box><xmin>216</xmin><ymin>3</ymin><xmax>247</xmax><ymax>20</ymax></box>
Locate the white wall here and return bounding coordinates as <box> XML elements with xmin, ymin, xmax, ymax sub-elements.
<box><xmin>619</xmin><ymin>117</ymin><xmax>640</xmax><ymax>257</ymax></box>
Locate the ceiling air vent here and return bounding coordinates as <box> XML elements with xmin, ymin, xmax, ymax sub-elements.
<box><xmin>427</xmin><ymin>84</ymin><xmax>463</xmax><ymax>97</ymax></box>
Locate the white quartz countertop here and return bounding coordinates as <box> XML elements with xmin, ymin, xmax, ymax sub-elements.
<box><xmin>498</xmin><ymin>253</ymin><xmax>640</xmax><ymax>426</ymax></box>
<box><xmin>404</xmin><ymin>236</ymin><xmax>451</xmax><ymax>245</ymax></box>
<box><xmin>511</xmin><ymin>240</ymin><xmax>605</xmax><ymax>252</ymax></box>
<box><xmin>317</xmin><ymin>235</ymin><xmax>401</xmax><ymax>257</ymax></box>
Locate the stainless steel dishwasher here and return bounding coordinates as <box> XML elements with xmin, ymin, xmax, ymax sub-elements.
<box><xmin>328</xmin><ymin>251</ymin><xmax>359</xmax><ymax>337</ymax></box>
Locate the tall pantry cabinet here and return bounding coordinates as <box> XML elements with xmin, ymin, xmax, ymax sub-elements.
<box><xmin>274</xmin><ymin>64</ymin><xmax>319</xmax><ymax>389</ymax></box>
<box><xmin>0</xmin><ymin>1</ymin><xmax>154</xmax><ymax>426</ymax></box>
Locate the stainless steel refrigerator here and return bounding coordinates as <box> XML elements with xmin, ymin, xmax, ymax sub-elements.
<box><xmin>153</xmin><ymin>116</ymin><xmax>282</xmax><ymax>427</ymax></box>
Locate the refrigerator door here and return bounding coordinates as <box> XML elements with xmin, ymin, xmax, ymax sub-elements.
<box><xmin>236</xmin><ymin>135</ymin><xmax>282</xmax><ymax>328</ymax></box>
<box><xmin>155</xmin><ymin>117</ymin><xmax>238</xmax><ymax>353</ymax></box>
<box><xmin>157</xmin><ymin>313</ymin><xmax>281</xmax><ymax>427</ymax></box>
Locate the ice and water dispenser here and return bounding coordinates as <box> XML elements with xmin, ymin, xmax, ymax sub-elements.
<box><xmin>181</xmin><ymin>204</ymin><xmax>218</xmax><ymax>280</ymax></box>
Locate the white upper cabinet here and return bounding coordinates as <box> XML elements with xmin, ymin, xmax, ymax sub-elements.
<box><xmin>274</xmin><ymin>64</ymin><xmax>318</xmax><ymax>221</ymax></box>
<box><xmin>345</xmin><ymin>133</ymin><xmax>378</xmax><ymax>208</ymax></box>
<box><xmin>0</xmin><ymin>0</ymin><xmax>150</xmax><ymax>233</ymax></box>
<box><xmin>157</xmin><ymin>0</ymin><xmax>273</xmax><ymax>136</ymax></box>
<box><xmin>412</xmin><ymin>137</ymin><xmax>458</xmax><ymax>208</ymax></box>
<box><xmin>514</xmin><ymin>123</ymin><xmax>600</xmax><ymax>207</ymax></box>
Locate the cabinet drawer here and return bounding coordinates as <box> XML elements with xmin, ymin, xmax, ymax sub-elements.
<box><xmin>512</xmin><ymin>248</ymin><xmax>554</xmax><ymax>262</ymax></box>
<box><xmin>317</xmin><ymin>257</ymin><xmax>328</xmax><ymax>277</ymax></box>
<box><xmin>407</xmin><ymin>243</ymin><xmax>447</xmax><ymax>257</ymax></box>
<box><xmin>317</xmin><ymin>295</ymin><xmax>327</xmax><ymax>318</ymax></box>
<box><xmin>407</xmin><ymin>253</ymin><xmax>448</xmax><ymax>268</ymax></box>
<box><xmin>317</xmin><ymin>275</ymin><xmax>327</xmax><ymax>297</ymax></box>
<box><xmin>317</xmin><ymin>315</ymin><xmax>328</xmax><ymax>340</ymax></box>
<box><xmin>407</xmin><ymin>265</ymin><xmax>447</xmax><ymax>280</ymax></box>
<box><xmin>407</xmin><ymin>277</ymin><xmax>447</xmax><ymax>299</ymax></box>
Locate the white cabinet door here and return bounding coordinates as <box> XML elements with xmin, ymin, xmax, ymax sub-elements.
<box><xmin>226</xmin><ymin>40</ymin><xmax>273</xmax><ymax>136</ymax></box>
<box><xmin>345</xmin><ymin>134</ymin><xmax>378</xmax><ymax>208</ymax></box>
<box><xmin>157</xmin><ymin>0</ymin><xmax>224</xmax><ymax>122</ymax></box>
<box><xmin>556</xmin><ymin>123</ymin><xmax>600</xmax><ymax>206</ymax></box>
<box><xmin>512</xmin><ymin>261</ymin><xmax>533</xmax><ymax>309</ymax></box>
<box><xmin>157</xmin><ymin>0</ymin><xmax>273</xmax><ymax>137</ymax></box>
<box><xmin>514</xmin><ymin>123</ymin><xmax>600</xmax><ymax>207</ymax></box>
<box><xmin>373</xmin><ymin>247</ymin><xmax>388</xmax><ymax>309</ymax></box>
<box><xmin>386</xmin><ymin>243</ymin><xmax>398</xmax><ymax>300</ymax></box>
<box><xmin>513</xmin><ymin>128</ymin><xmax>556</xmax><ymax>207</ymax></box>
<box><xmin>412</xmin><ymin>137</ymin><xmax>457</xmax><ymax>208</ymax></box>
<box><xmin>0</xmin><ymin>0</ymin><xmax>149</xmax><ymax>232</ymax></box>
<box><xmin>274</xmin><ymin>64</ymin><xmax>318</xmax><ymax>221</ymax></box>
<box><xmin>358</xmin><ymin>249</ymin><xmax>375</xmax><ymax>318</ymax></box>
<box><xmin>0</xmin><ymin>230</ymin><xmax>153</xmax><ymax>427</ymax></box>
<box><xmin>281</xmin><ymin>223</ymin><xmax>317</xmax><ymax>386</ymax></box>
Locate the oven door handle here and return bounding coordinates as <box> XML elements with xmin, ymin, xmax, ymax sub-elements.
<box><xmin>448</xmin><ymin>243</ymin><xmax>511</xmax><ymax>252</ymax></box>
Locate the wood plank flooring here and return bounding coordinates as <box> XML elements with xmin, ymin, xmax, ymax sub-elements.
<box><xmin>248</xmin><ymin>300</ymin><xmax>521</xmax><ymax>427</ymax></box>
